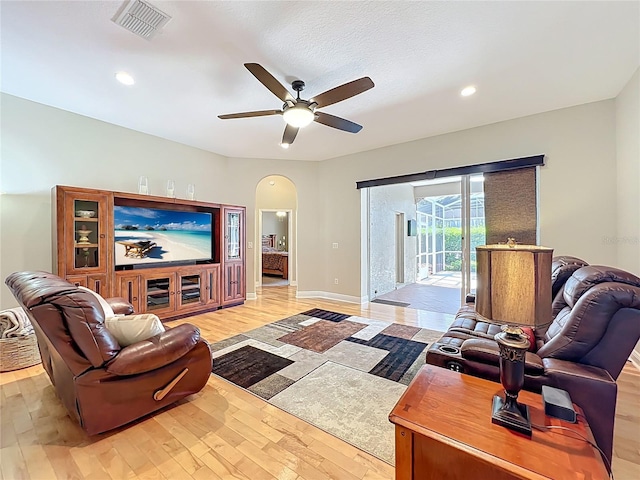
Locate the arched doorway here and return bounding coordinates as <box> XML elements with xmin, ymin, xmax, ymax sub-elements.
<box><xmin>255</xmin><ymin>175</ymin><xmax>298</xmax><ymax>289</ymax></box>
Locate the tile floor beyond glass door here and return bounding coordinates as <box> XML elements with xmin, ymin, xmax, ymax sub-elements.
<box><xmin>374</xmin><ymin>272</ymin><xmax>476</xmax><ymax>315</ymax></box>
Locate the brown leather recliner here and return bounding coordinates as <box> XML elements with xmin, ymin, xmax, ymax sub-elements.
<box><xmin>5</xmin><ymin>271</ymin><xmax>213</xmax><ymax>435</ymax></box>
<box><xmin>426</xmin><ymin>265</ymin><xmax>640</xmax><ymax>463</ymax></box>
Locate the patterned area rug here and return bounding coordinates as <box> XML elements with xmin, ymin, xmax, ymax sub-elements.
<box><xmin>210</xmin><ymin>308</ymin><xmax>445</xmax><ymax>464</ymax></box>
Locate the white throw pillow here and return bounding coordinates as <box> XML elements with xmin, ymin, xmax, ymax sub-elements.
<box><xmin>104</xmin><ymin>314</ymin><xmax>165</xmax><ymax>347</ymax></box>
<box><xmin>78</xmin><ymin>286</ymin><xmax>115</xmax><ymax>318</ymax></box>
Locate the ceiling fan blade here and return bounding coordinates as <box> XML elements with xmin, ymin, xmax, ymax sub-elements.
<box><xmin>310</xmin><ymin>77</ymin><xmax>374</xmax><ymax>108</ymax></box>
<box><xmin>218</xmin><ymin>109</ymin><xmax>282</xmax><ymax>119</ymax></box>
<box><xmin>314</xmin><ymin>112</ymin><xmax>363</xmax><ymax>133</ymax></box>
<box><xmin>282</xmin><ymin>124</ymin><xmax>299</xmax><ymax>145</ymax></box>
<box><xmin>244</xmin><ymin>63</ymin><xmax>294</xmax><ymax>102</ymax></box>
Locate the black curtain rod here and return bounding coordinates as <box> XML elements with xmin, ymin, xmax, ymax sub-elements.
<box><xmin>355</xmin><ymin>154</ymin><xmax>545</xmax><ymax>189</ymax></box>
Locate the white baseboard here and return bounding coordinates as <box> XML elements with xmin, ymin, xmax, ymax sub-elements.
<box><xmin>629</xmin><ymin>349</ymin><xmax>640</xmax><ymax>370</ymax></box>
<box><xmin>296</xmin><ymin>290</ymin><xmax>366</xmax><ymax>304</ymax></box>
<box><xmin>246</xmin><ymin>292</ymin><xmax>257</xmax><ymax>301</ymax></box>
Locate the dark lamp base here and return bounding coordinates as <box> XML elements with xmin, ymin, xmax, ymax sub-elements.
<box><xmin>492</xmin><ymin>395</ymin><xmax>532</xmax><ymax>437</ymax></box>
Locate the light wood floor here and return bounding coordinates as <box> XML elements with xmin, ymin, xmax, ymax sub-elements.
<box><xmin>1</xmin><ymin>286</ymin><xmax>638</xmax><ymax>479</ymax></box>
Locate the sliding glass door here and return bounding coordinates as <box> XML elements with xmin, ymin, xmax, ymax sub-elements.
<box><xmin>415</xmin><ymin>174</ymin><xmax>485</xmax><ymax>303</ymax></box>
<box><xmin>365</xmin><ymin>166</ymin><xmax>537</xmax><ymax>312</ymax></box>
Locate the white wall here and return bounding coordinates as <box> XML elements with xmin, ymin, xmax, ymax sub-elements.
<box><xmin>369</xmin><ymin>183</ymin><xmax>417</xmax><ymax>297</ymax></box>
<box><xmin>615</xmin><ymin>68</ymin><xmax>640</xmax><ymax>276</ymax></box>
<box><xmin>1</xmin><ymin>91</ymin><xmax>631</xmax><ymax>307</ymax></box>
<box><xmin>615</xmin><ymin>68</ymin><xmax>640</xmax><ymax>362</ymax></box>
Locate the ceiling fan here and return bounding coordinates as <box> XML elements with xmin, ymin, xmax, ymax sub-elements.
<box><xmin>218</xmin><ymin>63</ymin><xmax>374</xmax><ymax>147</ymax></box>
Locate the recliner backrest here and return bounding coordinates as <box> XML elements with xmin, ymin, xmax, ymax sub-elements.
<box><xmin>550</xmin><ymin>255</ymin><xmax>589</xmax><ymax>298</ymax></box>
<box><xmin>536</xmin><ymin>266</ymin><xmax>640</xmax><ymax>377</ymax></box>
<box><xmin>49</xmin><ymin>291</ymin><xmax>121</xmax><ymax>367</ymax></box>
<box><xmin>5</xmin><ymin>271</ymin><xmax>121</xmax><ymax>369</ymax></box>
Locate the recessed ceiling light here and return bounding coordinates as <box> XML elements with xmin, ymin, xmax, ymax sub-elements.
<box><xmin>460</xmin><ymin>86</ymin><xmax>476</xmax><ymax>97</ymax></box>
<box><xmin>280</xmin><ymin>142</ymin><xmax>290</xmax><ymax>149</ymax></box>
<box><xmin>115</xmin><ymin>71</ymin><xmax>135</xmax><ymax>86</ymax></box>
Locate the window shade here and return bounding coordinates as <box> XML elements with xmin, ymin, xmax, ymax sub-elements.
<box><xmin>483</xmin><ymin>167</ymin><xmax>537</xmax><ymax>245</ymax></box>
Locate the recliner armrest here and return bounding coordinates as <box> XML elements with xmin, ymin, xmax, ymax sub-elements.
<box><xmin>541</xmin><ymin>358</ymin><xmax>615</xmax><ymax>385</ymax></box>
<box><xmin>106</xmin><ymin>324</ymin><xmax>201</xmax><ymax>375</ymax></box>
<box><xmin>541</xmin><ymin>357</ymin><xmax>617</xmax><ymax>463</ymax></box>
<box><xmin>461</xmin><ymin>338</ymin><xmax>545</xmax><ymax>375</ymax></box>
<box><xmin>106</xmin><ymin>297</ymin><xmax>135</xmax><ymax>315</ymax></box>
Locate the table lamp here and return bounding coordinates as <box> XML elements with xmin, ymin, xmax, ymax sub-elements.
<box><xmin>475</xmin><ymin>242</ymin><xmax>553</xmax><ymax>436</ymax></box>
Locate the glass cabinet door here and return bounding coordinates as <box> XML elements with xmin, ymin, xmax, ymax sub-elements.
<box><xmin>225</xmin><ymin>210</ymin><xmax>242</xmax><ymax>261</ymax></box>
<box><xmin>144</xmin><ymin>275</ymin><xmax>174</xmax><ymax>313</ymax></box>
<box><xmin>179</xmin><ymin>273</ymin><xmax>203</xmax><ymax>307</ymax></box>
<box><xmin>74</xmin><ymin>199</ymin><xmax>100</xmax><ymax>269</ymax></box>
<box><xmin>64</xmin><ymin>191</ymin><xmax>110</xmax><ymax>274</ymax></box>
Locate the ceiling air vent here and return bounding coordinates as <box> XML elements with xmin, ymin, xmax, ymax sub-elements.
<box><xmin>112</xmin><ymin>0</ymin><xmax>172</xmax><ymax>40</ymax></box>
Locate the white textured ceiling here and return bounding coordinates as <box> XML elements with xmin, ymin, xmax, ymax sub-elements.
<box><xmin>1</xmin><ymin>1</ymin><xmax>638</xmax><ymax>161</ymax></box>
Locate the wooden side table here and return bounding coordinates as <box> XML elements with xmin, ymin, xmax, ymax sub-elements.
<box><xmin>389</xmin><ymin>366</ymin><xmax>609</xmax><ymax>480</ymax></box>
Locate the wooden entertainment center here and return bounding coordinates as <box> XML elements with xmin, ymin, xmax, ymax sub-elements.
<box><xmin>52</xmin><ymin>185</ymin><xmax>246</xmax><ymax>320</ymax></box>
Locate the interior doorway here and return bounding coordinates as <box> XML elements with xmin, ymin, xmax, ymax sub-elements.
<box><xmin>260</xmin><ymin>210</ymin><xmax>290</xmax><ymax>287</ymax></box>
<box><xmin>254</xmin><ymin>175</ymin><xmax>297</xmax><ymax>292</ymax></box>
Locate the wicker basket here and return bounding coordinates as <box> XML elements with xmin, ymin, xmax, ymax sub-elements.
<box><xmin>0</xmin><ymin>333</ymin><xmax>41</xmax><ymax>372</ymax></box>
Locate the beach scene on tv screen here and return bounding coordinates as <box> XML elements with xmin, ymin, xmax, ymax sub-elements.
<box><xmin>114</xmin><ymin>206</ymin><xmax>212</xmax><ymax>266</ymax></box>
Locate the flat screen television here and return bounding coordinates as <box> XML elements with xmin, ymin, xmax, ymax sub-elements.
<box><xmin>114</xmin><ymin>206</ymin><xmax>213</xmax><ymax>268</ymax></box>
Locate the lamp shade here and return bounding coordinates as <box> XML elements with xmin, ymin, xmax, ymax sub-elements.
<box><xmin>476</xmin><ymin>244</ymin><xmax>553</xmax><ymax>327</ymax></box>
<box><xmin>283</xmin><ymin>105</ymin><xmax>314</xmax><ymax>128</ymax></box>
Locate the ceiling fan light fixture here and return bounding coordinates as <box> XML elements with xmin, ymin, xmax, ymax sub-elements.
<box><xmin>280</xmin><ymin>142</ymin><xmax>290</xmax><ymax>149</ymax></box>
<box><xmin>283</xmin><ymin>105</ymin><xmax>314</xmax><ymax>128</ymax></box>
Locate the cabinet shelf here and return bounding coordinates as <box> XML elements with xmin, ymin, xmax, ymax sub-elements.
<box><xmin>148</xmin><ymin>297</ymin><xmax>169</xmax><ymax>306</ymax></box>
<box><xmin>75</xmin><ymin>243</ymin><xmax>99</xmax><ymax>248</ymax></box>
<box><xmin>74</xmin><ymin>217</ymin><xmax>99</xmax><ymax>222</ymax></box>
<box><xmin>147</xmin><ymin>287</ymin><xmax>169</xmax><ymax>295</ymax></box>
